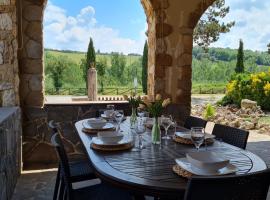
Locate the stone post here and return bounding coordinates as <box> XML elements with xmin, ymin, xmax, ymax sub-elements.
<box><xmin>87</xmin><ymin>66</ymin><xmax>97</xmax><ymax>101</ymax></box>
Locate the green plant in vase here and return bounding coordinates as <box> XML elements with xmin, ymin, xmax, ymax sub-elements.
<box><xmin>123</xmin><ymin>93</ymin><xmax>142</xmax><ymax>129</ymax></box>
<box><xmin>141</xmin><ymin>94</ymin><xmax>171</xmax><ymax>144</ymax></box>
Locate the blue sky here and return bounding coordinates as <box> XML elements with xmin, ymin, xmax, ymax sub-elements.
<box><xmin>44</xmin><ymin>0</ymin><xmax>270</xmax><ymax>54</ymax></box>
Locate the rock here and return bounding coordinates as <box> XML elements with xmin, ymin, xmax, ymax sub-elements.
<box><xmin>26</xmin><ymin>40</ymin><xmax>42</xmax><ymax>59</ymax></box>
<box><xmin>241</xmin><ymin>121</ymin><xmax>255</xmax><ymax>130</ymax></box>
<box><xmin>0</xmin><ymin>13</ymin><xmax>12</xmax><ymax>31</ymax></box>
<box><xmin>241</xmin><ymin>99</ymin><xmax>257</xmax><ymax>110</ymax></box>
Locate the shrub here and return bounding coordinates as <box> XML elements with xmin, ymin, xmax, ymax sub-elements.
<box><xmin>203</xmin><ymin>104</ymin><xmax>216</xmax><ymax>120</ymax></box>
<box><xmin>220</xmin><ymin>70</ymin><xmax>270</xmax><ymax>110</ymax></box>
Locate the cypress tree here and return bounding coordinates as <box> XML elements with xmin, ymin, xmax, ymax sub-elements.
<box><xmin>83</xmin><ymin>37</ymin><xmax>96</xmax><ymax>87</ymax></box>
<box><xmin>142</xmin><ymin>41</ymin><xmax>148</xmax><ymax>94</ymax></box>
<box><xmin>235</xmin><ymin>39</ymin><xmax>244</xmax><ymax>73</ymax></box>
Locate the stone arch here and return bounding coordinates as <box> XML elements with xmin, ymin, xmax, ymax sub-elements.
<box><xmin>18</xmin><ymin>0</ymin><xmax>217</xmax><ymax>121</ymax></box>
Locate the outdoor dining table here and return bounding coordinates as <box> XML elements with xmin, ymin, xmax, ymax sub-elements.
<box><xmin>75</xmin><ymin>118</ymin><xmax>267</xmax><ymax>199</ymax></box>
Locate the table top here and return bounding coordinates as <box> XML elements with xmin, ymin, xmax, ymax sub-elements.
<box><xmin>75</xmin><ymin>118</ymin><xmax>267</xmax><ymax>197</ymax></box>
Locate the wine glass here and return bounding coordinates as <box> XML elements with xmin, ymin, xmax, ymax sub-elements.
<box><xmin>114</xmin><ymin>111</ymin><xmax>124</xmax><ymax>132</ymax></box>
<box><xmin>135</xmin><ymin>120</ymin><xmax>146</xmax><ymax>150</ymax></box>
<box><xmin>137</xmin><ymin>107</ymin><xmax>145</xmax><ymax>119</ymax></box>
<box><xmin>161</xmin><ymin>115</ymin><xmax>173</xmax><ymax>140</ymax></box>
<box><xmin>190</xmin><ymin>127</ymin><xmax>205</xmax><ymax>151</ymax></box>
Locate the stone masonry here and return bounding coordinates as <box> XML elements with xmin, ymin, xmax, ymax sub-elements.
<box><xmin>0</xmin><ymin>107</ymin><xmax>22</xmax><ymax>200</ymax></box>
<box><xmin>0</xmin><ymin>0</ymin><xmax>19</xmax><ymax>106</ymax></box>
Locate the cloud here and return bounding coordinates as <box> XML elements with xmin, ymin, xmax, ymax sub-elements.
<box><xmin>44</xmin><ymin>1</ymin><xmax>146</xmax><ymax>54</ymax></box>
<box><xmin>210</xmin><ymin>0</ymin><xmax>270</xmax><ymax>51</ymax></box>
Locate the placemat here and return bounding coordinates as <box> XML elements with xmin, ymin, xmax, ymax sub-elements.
<box><xmin>91</xmin><ymin>142</ymin><xmax>133</xmax><ymax>151</ymax></box>
<box><xmin>173</xmin><ymin>136</ymin><xmax>214</xmax><ymax>145</ymax></box>
<box><xmin>82</xmin><ymin>127</ymin><xmax>116</xmax><ymax>134</ymax></box>
<box><xmin>172</xmin><ymin>165</ymin><xmax>193</xmax><ymax>178</ymax></box>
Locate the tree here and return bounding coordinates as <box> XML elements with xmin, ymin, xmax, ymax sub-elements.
<box><xmin>46</xmin><ymin>54</ymin><xmax>69</xmax><ymax>92</ymax></box>
<box><xmin>111</xmin><ymin>53</ymin><xmax>126</xmax><ymax>84</ymax></box>
<box><xmin>267</xmin><ymin>43</ymin><xmax>270</xmax><ymax>54</ymax></box>
<box><xmin>82</xmin><ymin>37</ymin><xmax>96</xmax><ymax>87</ymax></box>
<box><xmin>235</xmin><ymin>39</ymin><xmax>244</xmax><ymax>73</ymax></box>
<box><xmin>142</xmin><ymin>41</ymin><xmax>148</xmax><ymax>94</ymax></box>
<box><xmin>96</xmin><ymin>57</ymin><xmax>107</xmax><ymax>93</ymax></box>
<box><xmin>194</xmin><ymin>0</ymin><xmax>235</xmax><ymax>51</ymax></box>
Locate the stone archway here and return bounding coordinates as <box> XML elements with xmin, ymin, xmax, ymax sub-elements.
<box><xmin>18</xmin><ymin>0</ymin><xmax>217</xmax><ymax>121</ymax></box>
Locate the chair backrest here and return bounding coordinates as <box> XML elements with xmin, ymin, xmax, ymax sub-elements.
<box><xmin>48</xmin><ymin>120</ymin><xmax>58</xmax><ymax>133</ymax></box>
<box><xmin>212</xmin><ymin>123</ymin><xmax>249</xmax><ymax>149</ymax></box>
<box><xmin>184</xmin><ymin>168</ymin><xmax>270</xmax><ymax>200</ymax></box>
<box><xmin>184</xmin><ymin>116</ymin><xmax>207</xmax><ymax>130</ymax></box>
<box><xmin>51</xmin><ymin>133</ymin><xmax>74</xmax><ymax>199</ymax></box>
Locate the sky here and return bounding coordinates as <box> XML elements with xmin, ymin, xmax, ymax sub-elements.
<box><xmin>44</xmin><ymin>0</ymin><xmax>270</xmax><ymax>54</ymax></box>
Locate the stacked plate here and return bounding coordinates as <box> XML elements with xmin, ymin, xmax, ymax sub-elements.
<box><xmin>82</xmin><ymin>118</ymin><xmax>115</xmax><ymax>133</ymax></box>
<box><xmin>175</xmin><ymin>151</ymin><xmax>238</xmax><ymax>176</ymax></box>
<box><xmin>91</xmin><ymin>131</ymin><xmax>133</xmax><ymax>151</ymax></box>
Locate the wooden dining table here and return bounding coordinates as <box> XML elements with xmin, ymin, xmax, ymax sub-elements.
<box><xmin>75</xmin><ymin>118</ymin><xmax>267</xmax><ymax>199</ymax></box>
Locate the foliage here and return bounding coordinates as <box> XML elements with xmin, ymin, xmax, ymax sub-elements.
<box><xmin>96</xmin><ymin>57</ymin><xmax>107</xmax><ymax>92</ymax></box>
<box><xmin>221</xmin><ymin>71</ymin><xmax>270</xmax><ymax>110</ymax></box>
<box><xmin>141</xmin><ymin>94</ymin><xmax>171</xmax><ymax>117</ymax></box>
<box><xmin>268</xmin><ymin>43</ymin><xmax>270</xmax><ymax>54</ymax></box>
<box><xmin>110</xmin><ymin>53</ymin><xmax>126</xmax><ymax>84</ymax></box>
<box><xmin>142</xmin><ymin>41</ymin><xmax>148</xmax><ymax>94</ymax></box>
<box><xmin>235</xmin><ymin>39</ymin><xmax>245</xmax><ymax>73</ymax></box>
<box><xmin>123</xmin><ymin>93</ymin><xmax>142</xmax><ymax>108</ymax></box>
<box><xmin>194</xmin><ymin>0</ymin><xmax>235</xmax><ymax>51</ymax></box>
<box><xmin>45</xmin><ymin>53</ymin><xmax>71</xmax><ymax>91</ymax></box>
<box><xmin>203</xmin><ymin>104</ymin><xmax>216</xmax><ymax>120</ymax></box>
<box><xmin>82</xmin><ymin>38</ymin><xmax>96</xmax><ymax>87</ymax></box>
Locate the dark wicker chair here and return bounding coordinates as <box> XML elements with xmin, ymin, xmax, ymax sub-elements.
<box><xmin>184</xmin><ymin>116</ymin><xmax>207</xmax><ymax>130</ymax></box>
<box><xmin>212</xmin><ymin>123</ymin><xmax>249</xmax><ymax>149</ymax></box>
<box><xmin>184</xmin><ymin>168</ymin><xmax>270</xmax><ymax>200</ymax></box>
<box><xmin>51</xmin><ymin>133</ymin><xmax>132</xmax><ymax>200</ymax></box>
<box><xmin>48</xmin><ymin>121</ymin><xmax>96</xmax><ymax>200</ymax></box>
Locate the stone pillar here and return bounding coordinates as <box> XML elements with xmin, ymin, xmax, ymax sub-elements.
<box><xmin>145</xmin><ymin>0</ymin><xmax>215</xmax><ymax>122</ymax></box>
<box><xmin>87</xmin><ymin>67</ymin><xmax>97</xmax><ymax>101</ymax></box>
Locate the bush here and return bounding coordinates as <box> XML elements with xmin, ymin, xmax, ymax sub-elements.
<box><xmin>203</xmin><ymin>104</ymin><xmax>216</xmax><ymax>120</ymax></box>
<box><xmin>220</xmin><ymin>70</ymin><xmax>270</xmax><ymax>110</ymax></box>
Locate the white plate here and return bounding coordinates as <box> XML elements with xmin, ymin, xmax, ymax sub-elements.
<box><xmin>175</xmin><ymin>157</ymin><xmax>238</xmax><ymax>176</ymax></box>
<box><xmin>92</xmin><ymin>135</ymin><xmax>132</xmax><ymax>146</ymax></box>
<box><xmin>83</xmin><ymin>121</ymin><xmax>115</xmax><ymax>130</ymax></box>
<box><xmin>175</xmin><ymin>132</ymin><xmax>215</xmax><ymax>140</ymax></box>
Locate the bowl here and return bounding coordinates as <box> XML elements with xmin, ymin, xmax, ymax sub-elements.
<box><xmin>98</xmin><ymin>131</ymin><xmax>124</xmax><ymax>144</ymax></box>
<box><xmin>186</xmin><ymin>151</ymin><xmax>229</xmax><ymax>172</ymax></box>
<box><xmin>87</xmin><ymin>118</ymin><xmax>107</xmax><ymax>129</ymax></box>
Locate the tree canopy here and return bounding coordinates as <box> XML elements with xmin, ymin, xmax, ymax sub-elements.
<box><xmin>194</xmin><ymin>0</ymin><xmax>235</xmax><ymax>51</ymax></box>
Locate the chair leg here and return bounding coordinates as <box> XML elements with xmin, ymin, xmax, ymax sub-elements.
<box><xmin>58</xmin><ymin>178</ymin><xmax>65</xmax><ymax>200</ymax></box>
<box><xmin>53</xmin><ymin>167</ymin><xmax>60</xmax><ymax>200</ymax></box>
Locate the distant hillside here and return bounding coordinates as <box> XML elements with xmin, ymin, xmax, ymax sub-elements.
<box><xmin>45</xmin><ymin>49</ymin><xmax>141</xmax><ymax>65</ymax></box>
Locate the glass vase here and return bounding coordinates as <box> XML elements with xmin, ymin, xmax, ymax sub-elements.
<box><xmin>130</xmin><ymin>107</ymin><xmax>137</xmax><ymax>129</ymax></box>
<box><xmin>152</xmin><ymin>117</ymin><xmax>161</xmax><ymax>144</ymax></box>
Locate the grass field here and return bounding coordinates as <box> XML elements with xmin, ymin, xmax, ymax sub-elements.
<box><xmin>45</xmin><ymin>50</ymin><xmax>141</xmax><ymax>65</ymax></box>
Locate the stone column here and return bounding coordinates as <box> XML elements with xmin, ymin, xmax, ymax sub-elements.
<box><xmin>146</xmin><ymin>0</ymin><xmax>215</xmax><ymax>122</ymax></box>
<box><xmin>87</xmin><ymin>67</ymin><xmax>97</xmax><ymax>101</ymax></box>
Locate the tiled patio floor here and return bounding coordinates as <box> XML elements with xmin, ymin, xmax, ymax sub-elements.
<box><xmin>12</xmin><ymin>132</ymin><xmax>270</xmax><ymax>200</ymax></box>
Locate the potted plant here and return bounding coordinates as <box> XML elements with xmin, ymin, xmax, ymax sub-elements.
<box><xmin>141</xmin><ymin>94</ymin><xmax>171</xmax><ymax>144</ymax></box>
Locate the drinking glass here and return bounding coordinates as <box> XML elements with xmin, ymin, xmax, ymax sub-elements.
<box><xmin>114</xmin><ymin>111</ymin><xmax>124</xmax><ymax>132</ymax></box>
<box><xmin>190</xmin><ymin>127</ymin><xmax>205</xmax><ymax>151</ymax></box>
<box><xmin>135</xmin><ymin>120</ymin><xmax>146</xmax><ymax>150</ymax></box>
<box><xmin>161</xmin><ymin>115</ymin><xmax>173</xmax><ymax>140</ymax></box>
<box><xmin>137</xmin><ymin>107</ymin><xmax>145</xmax><ymax>121</ymax></box>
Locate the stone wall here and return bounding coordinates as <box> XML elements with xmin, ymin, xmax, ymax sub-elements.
<box><xmin>23</xmin><ymin>102</ymin><xmax>130</xmax><ymax>169</ymax></box>
<box><xmin>0</xmin><ymin>0</ymin><xmax>19</xmax><ymax>106</ymax></box>
<box><xmin>0</xmin><ymin>107</ymin><xmax>21</xmax><ymax>200</ymax></box>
